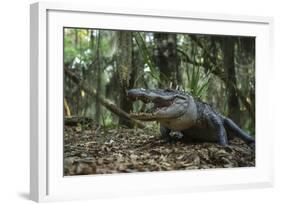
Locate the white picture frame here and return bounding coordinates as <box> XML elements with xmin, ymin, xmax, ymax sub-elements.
<box><xmin>30</xmin><ymin>1</ymin><xmax>274</xmax><ymax>202</ymax></box>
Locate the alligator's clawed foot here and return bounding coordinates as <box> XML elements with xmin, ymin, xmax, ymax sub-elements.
<box><xmin>170</xmin><ymin>131</ymin><xmax>184</xmax><ymax>140</ymax></box>
<box><xmin>162</xmin><ymin>132</ymin><xmax>184</xmax><ymax>144</ymax></box>
<box><xmin>249</xmin><ymin>142</ymin><xmax>255</xmax><ymax>151</ymax></box>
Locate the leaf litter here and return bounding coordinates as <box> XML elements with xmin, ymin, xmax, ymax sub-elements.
<box><xmin>64</xmin><ymin>125</ymin><xmax>255</xmax><ymax>176</ymax></box>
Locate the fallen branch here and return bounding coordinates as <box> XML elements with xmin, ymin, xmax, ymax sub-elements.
<box><xmin>64</xmin><ymin>67</ymin><xmax>145</xmax><ymax>129</ymax></box>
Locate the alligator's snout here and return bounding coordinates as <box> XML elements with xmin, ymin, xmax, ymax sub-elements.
<box><xmin>127</xmin><ymin>88</ymin><xmax>187</xmax><ymax>121</ymax></box>
<box><xmin>127</xmin><ymin>88</ymin><xmax>151</xmax><ymax>103</ymax></box>
<box><xmin>127</xmin><ymin>88</ymin><xmax>146</xmax><ymax>98</ymax></box>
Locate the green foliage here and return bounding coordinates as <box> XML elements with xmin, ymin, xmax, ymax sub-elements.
<box><xmin>186</xmin><ymin>65</ymin><xmax>211</xmax><ymax>99</ymax></box>
<box><xmin>64</xmin><ymin>29</ymin><xmax>91</xmax><ymax>71</ymax></box>
<box><xmin>133</xmin><ymin>32</ymin><xmax>169</xmax><ymax>87</ymax></box>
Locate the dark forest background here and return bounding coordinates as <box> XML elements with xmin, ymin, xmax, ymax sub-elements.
<box><xmin>63</xmin><ymin>28</ymin><xmax>255</xmax><ymax>135</ymax></box>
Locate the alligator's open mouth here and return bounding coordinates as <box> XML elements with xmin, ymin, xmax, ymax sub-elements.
<box><xmin>127</xmin><ymin>89</ymin><xmax>175</xmax><ymax>121</ymax></box>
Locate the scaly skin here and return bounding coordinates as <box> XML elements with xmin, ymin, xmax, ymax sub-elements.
<box><xmin>127</xmin><ymin>88</ymin><xmax>255</xmax><ymax>148</ymax></box>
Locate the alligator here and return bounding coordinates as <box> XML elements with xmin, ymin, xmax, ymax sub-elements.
<box><xmin>127</xmin><ymin>88</ymin><xmax>255</xmax><ymax>148</ymax></box>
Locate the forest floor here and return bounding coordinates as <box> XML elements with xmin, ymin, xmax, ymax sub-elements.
<box><xmin>64</xmin><ymin>123</ymin><xmax>255</xmax><ymax>176</ymax></box>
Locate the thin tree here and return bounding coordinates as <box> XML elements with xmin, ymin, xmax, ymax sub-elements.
<box><xmin>154</xmin><ymin>33</ymin><xmax>179</xmax><ymax>87</ymax></box>
<box><xmin>116</xmin><ymin>31</ymin><xmax>134</xmax><ymax>127</ymax></box>
<box><xmin>221</xmin><ymin>37</ymin><xmax>240</xmax><ymax>124</ymax></box>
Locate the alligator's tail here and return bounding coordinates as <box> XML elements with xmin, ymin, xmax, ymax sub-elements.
<box><xmin>223</xmin><ymin>117</ymin><xmax>255</xmax><ymax>149</ymax></box>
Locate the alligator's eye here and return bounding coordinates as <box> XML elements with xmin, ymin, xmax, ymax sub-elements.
<box><xmin>173</xmin><ymin>94</ymin><xmax>187</xmax><ymax>100</ymax></box>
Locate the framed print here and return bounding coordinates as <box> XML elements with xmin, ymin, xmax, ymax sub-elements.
<box><xmin>30</xmin><ymin>2</ymin><xmax>274</xmax><ymax>202</ymax></box>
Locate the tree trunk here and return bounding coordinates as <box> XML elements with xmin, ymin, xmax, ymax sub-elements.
<box><xmin>154</xmin><ymin>33</ymin><xmax>179</xmax><ymax>87</ymax></box>
<box><xmin>116</xmin><ymin>31</ymin><xmax>134</xmax><ymax>127</ymax></box>
<box><xmin>222</xmin><ymin>37</ymin><xmax>240</xmax><ymax>124</ymax></box>
<box><xmin>95</xmin><ymin>31</ymin><xmax>102</xmax><ymax>122</ymax></box>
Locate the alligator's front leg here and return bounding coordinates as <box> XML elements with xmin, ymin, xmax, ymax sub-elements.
<box><xmin>160</xmin><ymin>125</ymin><xmax>183</xmax><ymax>143</ymax></box>
<box><xmin>160</xmin><ymin>125</ymin><xmax>172</xmax><ymax>142</ymax></box>
<box><xmin>208</xmin><ymin>114</ymin><xmax>228</xmax><ymax>146</ymax></box>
